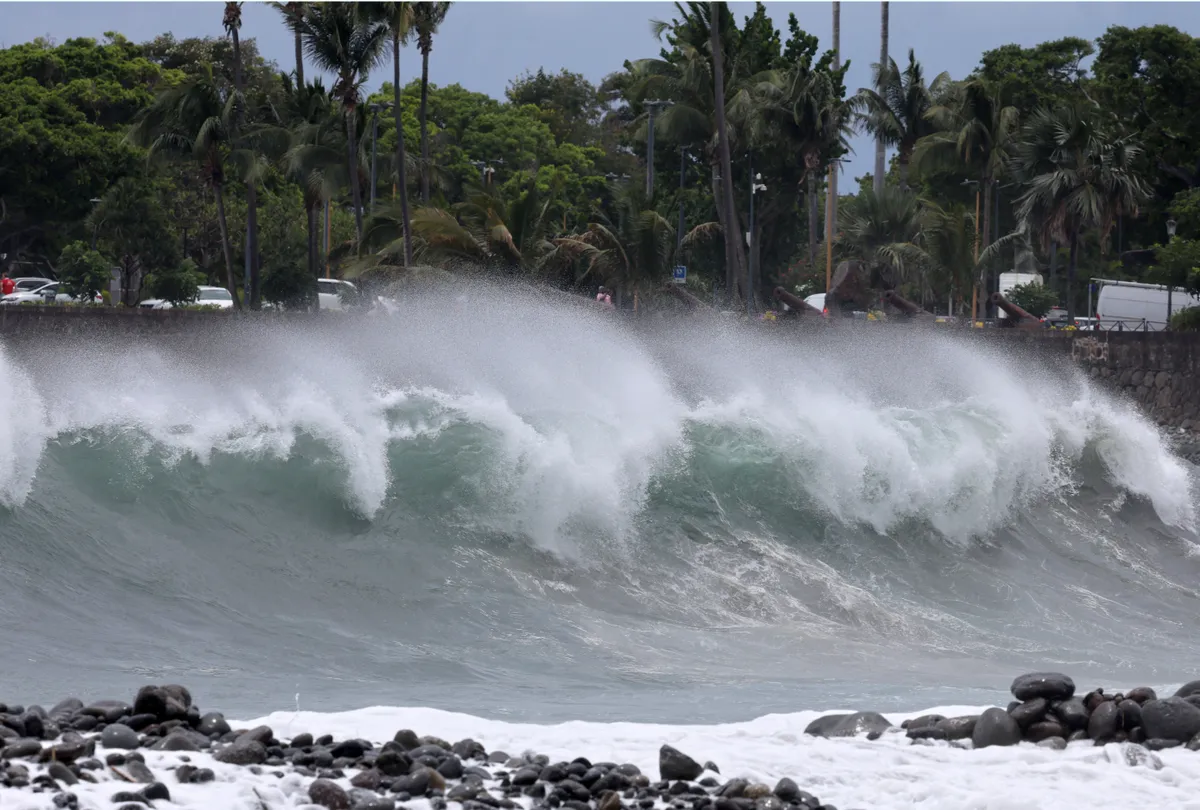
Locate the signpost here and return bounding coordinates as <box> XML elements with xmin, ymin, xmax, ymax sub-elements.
<box><xmin>672</xmin><ymin>265</ymin><xmax>686</xmax><ymax>284</ymax></box>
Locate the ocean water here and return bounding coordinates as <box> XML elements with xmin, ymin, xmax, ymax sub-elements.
<box><xmin>1</xmin><ymin>281</ymin><xmax>1199</xmax><ymax>807</ymax></box>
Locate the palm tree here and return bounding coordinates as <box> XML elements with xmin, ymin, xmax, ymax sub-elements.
<box><xmin>127</xmin><ymin>65</ymin><xmax>242</xmax><ymax>308</ymax></box>
<box><xmin>281</xmin><ymin>77</ymin><xmax>349</xmax><ymax>292</ymax></box>
<box><xmin>364</xmin><ymin>2</ymin><xmax>415</xmax><ymax>267</ymax></box>
<box><xmin>874</xmin><ymin>1</ymin><xmax>889</xmax><ymax>193</ymax></box>
<box><xmin>224</xmin><ymin>1</ymin><xmax>262</xmax><ymax>309</ymax></box>
<box><xmin>853</xmin><ymin>49</ymin><xmax>949</xmax><ymax>189</ymax></box>
<box><xmin>1012</xmin><ymin>105</ymin><xmax>1150</xmax><ymax>321</ymax></box>
<box><xmin>632</xmin><ymin>2</ymin><xmax>749</xmax><ymax>306</ymax></box>
<box><xmin>914</xmin><ymin>78</ymin><xmax>1019</xmax><ymax>312</ymax></box>
<box><xmin>841</xmin><ymin>185</ymin><xmax>926</xmax><ymax>291</ymax></box>
<box><xmin>413</xmin><ymin>1</ymin><xmax>451</xmax><ymax>204</ymax></box>
<box><xmin>710</xmin><ymin>2</ymin><xmax>744</xmax><ymax>308</ymax></box>
<box><xmin>828</xmin><ymin>1</ymin><xmax>841</xmax><ymax>283</ymax></box>
<box><xmin>295</xmin><ymin>3</ymin><xmax>389</xmax><ymax>246</ymax></box>
<box><xmin>270</xmin><ymin>1</ymin><xmax>307</xmax><ymax>85</ymax></box>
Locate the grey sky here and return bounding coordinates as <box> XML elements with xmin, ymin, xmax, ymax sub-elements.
<box><xmin>6</xmin><ymin>2</ymin><xmax>1200</xmax><ymax>182</ymax></box>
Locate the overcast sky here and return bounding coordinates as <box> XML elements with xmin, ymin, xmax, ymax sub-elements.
<box><xmin>7</xmin><ymin>2</ymin><xmax>1200</xmax><ymax>181</ymax></box>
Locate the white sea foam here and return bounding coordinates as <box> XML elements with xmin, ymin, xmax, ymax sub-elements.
<box><xmin>3</xmin><ymin>703</ymin><xmax>1198</xmax><ymax>809</ymax></box>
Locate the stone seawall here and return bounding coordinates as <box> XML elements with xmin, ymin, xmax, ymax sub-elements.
<box><xmin>2</xmin><ymin>306</ymin><xmax>1198</xmax><ymax>437</ymax></box>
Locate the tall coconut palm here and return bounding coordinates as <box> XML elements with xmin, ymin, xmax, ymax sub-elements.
<box><xmin>914</xmin><ymin>78</ymin><xmax>1019</xmax><ymax>311</ymax></box>
<box><xmin>827</xmin><ymin>0</ymin><xmax>841</xmax><ymax>287</ymax></box>
<box><xmin>711</xmin><ymin>2</ymin><xmax>743</xmax><ymax>307</ymax></box>
<box><xmin>841</xmin><ymin>185</ymin><xmax>926</xmax><ymax>290</ymax></box>
<box><xmin>874</xmin><ymin>1</ymin><xmax>889</xmax><ymax>193</ymax></box>
<box><xmin>224</xmin><ymin>1</ymin><xmax>262</xmax><ymax>309</ymax></box>
<box><xmin>295</xmin><ymin>3</ymin><xmax>389</xmax><ymax>246</ymax></box>
<box><xmin>852</xmin><ymin>49</ymin><xmax>949</xmax><ymax>189</ymax></box>
<box><xmin>363</xmin><ymin>2</ymin><xmax>415</xmax><ymax>266</ymax></box>
<box><xmin>281</xmin><ymin>78</ymin><xmax>349</xmax><ymax>291</ymax></box>
<box><xmin>413</xmin><ymin>1</ymin><xmax>451</xmax><ymax>204</ymax></box>
<box><xmin>270</xmin><ymin>1</ymin><xmax>307</xmax><ymax>85</ymax></box>
<box><xmin>633</xmin><ymin>3</ymin><xmax>749</xmax><ymax>305</ymax></box>
<box><xmin>1012</xmin><ymin>105</ymin><xmax>1150</xmax><ymax>321</ymax></box>
<box><xmin>127</xmin><ymin>65</ymin><xmax>242</xmax><ymax>308</ymax></box>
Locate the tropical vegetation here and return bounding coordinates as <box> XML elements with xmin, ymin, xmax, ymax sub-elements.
<box><xmin>2</xmin><ymin>3</ymin><xmax>1200</xmax><ymax>321</ymax></box>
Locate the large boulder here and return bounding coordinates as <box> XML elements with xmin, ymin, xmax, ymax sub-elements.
<box><xmin>659</xmin><ymin>745</ymin><xmax>703</xmax><ymax>781</ymax></box>
<box><xmin>1011</xmin><ymin>672</ymin><xmax>1075</xmax><ymax>702</ymax></box>
<box><xmin>1142</xmin><ymin>698</ymin><xmax>1200</xmax><ymax>743</ymax></box>
<box><xmin>803</xmin><ymin>712</ymin><xmax>892</xmax><ymax>739</ymax></box>
<box><xmin>972</xmin><ymin>708</ymin><xmax>1021</xmax><ymax>748</ymax></box>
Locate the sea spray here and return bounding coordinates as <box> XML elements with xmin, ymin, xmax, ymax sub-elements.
<box><xmin>0</xmin><ymin>279</ymin><xmax>1197</xmax><ymax>721</ymax></box>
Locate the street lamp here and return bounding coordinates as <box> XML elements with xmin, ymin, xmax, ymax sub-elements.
<box><xmin>746</xmin><ymin>169</ymin><xmax>767</xmax><ymax>316</ymax></box>
<box><xmin>1166</xmin><ymin>219</ymin><xmax>1178</xmax><ymax>328</ymax></box>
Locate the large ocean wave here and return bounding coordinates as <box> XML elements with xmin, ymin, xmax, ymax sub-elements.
<box><xmin>1</xmin><ymin>281</ymin><xmax>1197</xmax><ymax>722</ymax></box>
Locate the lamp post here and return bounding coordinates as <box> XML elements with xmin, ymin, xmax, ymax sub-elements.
<box><xmin>747</xmin><ymin>167</ymin><xmax>766</xmax><ymax>316</ymax></box>
<box><xmin>1166</xmin><ymin>218</ymin><xmax>1178</xmax><ymax>329</ymax></box>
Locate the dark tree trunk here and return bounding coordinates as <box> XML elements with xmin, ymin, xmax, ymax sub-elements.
<box><xmin>213</xmin><ymin>182</ymin><xmax>239</xmax><ymax>307</ymax></box>
<box><xmin>394</xmin><ymin>35</ymin><xmax>413</xmax><ymax>265</ymax></box>
<box><xmin>347</xmin><ymin>104</ymin><xmax>364</xmax><ymax>246</ymax></box>
<box><xmin>247</xmin><ymin>181</ymin><xmax>260</xmax><ymax>309</ymax></box>
<box><xmin>1067</xmin><ymin>229</ymin><xmax>1079</xmax><ymax>323</ymax></box>
<box><xmin>807</xmin><ymin>172</ymin><xmax>818</xmax><ymax>276</ymax></box>
<box><xmin>294</xmin><ymin>29</ymin><xmax>304</xmax><ymax>86</ymax></box>
<box><xmin>420</xmin><ymin>48</ymin><xmax>431</xmax><ymax>204</ymax></box>
<box><xmin>710</xmin><ymin>3</ymin><xmax>747</xmax><ymax>306</ymax></box>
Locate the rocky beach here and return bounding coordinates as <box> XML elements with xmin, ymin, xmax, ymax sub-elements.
<box><xmin>1</xmin><ymin>672</ymin><xmax>1200</xmax><ymax>810</ymax></box>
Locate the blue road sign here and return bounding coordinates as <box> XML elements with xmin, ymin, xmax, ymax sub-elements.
<box><xmin>672</xmin><ymin>265</ymin><xmax>686</xmax><ymax>283</ymax></box>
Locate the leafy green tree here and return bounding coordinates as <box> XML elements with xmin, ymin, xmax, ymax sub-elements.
<box><xmin>87</xmin><ymin>176</ymin><xmax>178</xmax><ymax>305</ymax></box>
<box><xmin>128</xmin><ymin>65</ymin><xmax>242</xmax><ymax>307</ymax></box>
<box><xmin>853</xmin><ymin>49</ymin><xmax>949</xmax><ymax>189</ymax></box>
<box><xmin>146</xmin><ymin>257</ymin><xmax>204</xmax><ymax>306</ymax></box>
<box><xmin>1146</xmin><ymin>236</ymin><xmax>1200</xmax><ymax>293</ymax></box>
<box><xmin>975</xmin><ymin>38</ymin><xmax>1093</xmax><ymax>115</ymax></box>
<box><xmin>57</xmin><ymin>240</ymin><xmax>110</xmax><ymax>302</ymax></box>
<box><xmin>1012</xmin><ymin>105</ymin><xmax>1151</xmax><ymax>321</ymax></box>
<box><xmin>1006</xmin><ymin>280</ymin><xmax>1058</xmax><ymax>317</ymax></box>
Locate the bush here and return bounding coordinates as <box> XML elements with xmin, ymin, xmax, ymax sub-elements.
<box><xmin>57</xmin><ymin>241</ymin><xmax>110</xmax><ymax>302</ymax></box>
<box><xmin>145</xmin><ymin>258</ymin><xmax>204</xmax><ymax>306</ymax></box>
<box><xmin>1170</xmin><ymin>306</ymin><xmax>1200</xmax><ymax>331</ymax></box>
<box><xmin>1006</xmin><ymin>281</ymin><xmax>1058</xmax><ymax>317</ymax></box>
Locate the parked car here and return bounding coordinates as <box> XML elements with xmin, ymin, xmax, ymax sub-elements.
<box><xmin>804</xmin><ymin>292</ymin><xmax>827</xmax><ymax>315</ymax></box>
<box><xmin>0</xmin><ymin>281</ymin><xmax>102</xmax><ymax>305</ymax></box>
<box><xmin>140</xmin><ymin>286</ymin><xmax>235</xmax><ymax>310</ymax></box>
<box><xmin>11</xmin><ymin>277</ymin><xmax>55</xmax><ymax>292</ymax></box>
<box><xmin>317</xmin><ymin>278</ymin><xmax>359</xmax><ymax>311</ymax></box>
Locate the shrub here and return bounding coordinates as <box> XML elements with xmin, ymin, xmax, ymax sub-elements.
<box><xmin>1170</xmin><ymin>306</ymin><xmax>1200</xmax><ymax>332</ymax></box>
<box><xmin>57</xmin><ymin>241</ymin><xmax>110</xmax><ymax>302</ymax></box>
<box><xmin>145</xmin><ymin>259</ymin><xmax>204</xmax><ymax>307</ymax></box>
<box><xmin>1006</xmin><ymin>281</ymin><xmax>1058</xmax><ymax>317</ymax></box>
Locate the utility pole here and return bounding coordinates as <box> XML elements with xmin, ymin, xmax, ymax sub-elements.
<box><xmin>644</xmin><ymin>99</ymin><xmax>672</xmax><ymax>197</ymax></box>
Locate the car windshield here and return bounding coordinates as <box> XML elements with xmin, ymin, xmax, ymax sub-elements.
<box><xmin>16</xmin><ymin>279</ymin><xmax>49</xmax><ymax>290</ymax></box>
<box><xmin>36</xmin><ymin>283</ymin><xmax>58</xmax><ymax>293</ymax></box>
<box><xmin>198</xmin><ymin>289</ymin><xmax>231</xmax><ymax>301</ymax></box>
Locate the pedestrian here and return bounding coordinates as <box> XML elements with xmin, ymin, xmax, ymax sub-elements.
<box><xmin>1</xmin><ymin>272</ymin><xmax>14</xmax><ymax>296</ymax></box>
<box><xmin>596</xmin><ymin>286</ymin><xmax>614</xmax><ymax>309</ymax></box>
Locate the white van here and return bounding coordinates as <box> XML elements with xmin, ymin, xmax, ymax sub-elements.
<box><xmin>1094</xmin><ymin>279</ymin><xmax>1200</xmax><ymax>331</ymax></box>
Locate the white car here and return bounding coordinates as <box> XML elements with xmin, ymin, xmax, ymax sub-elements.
<box><xmin>11</xmin><ymin>277</ymin><xmax>56</xmax><ymax>292</ymax></box>
<box><xmin>140</xmin><ymin>286</ymin><xmax>235</xmax><ymax>310</ymax></box>
<box><xmin>1</xmin><ymin>281</ymin><xmax>102</xmax><ymax>305</ymax></box>
<box><xmin>317</xmin><ymin>278</ymin><xmax>358</xmax><ymax>311</ymax></box>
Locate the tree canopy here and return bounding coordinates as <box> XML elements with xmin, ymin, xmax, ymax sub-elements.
<box><xmin>0</xmin><ymin>5</ymin><xmax>1197</xmax><ymax>320</ymax></box>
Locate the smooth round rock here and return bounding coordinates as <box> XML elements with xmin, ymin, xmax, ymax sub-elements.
<box><xmin>1011</xmin><ymin>672</ymin><xmax>1075</xmax><ymax>702</ymax></box>
<box><xmin>1009</xmin><ymin>698</ymin><xmax>1048</xmax><ymax>729</ymax></box>
<box><xmin>310</xmin><ymin>778</ymin><xmax>351</xmax><ymax>810</ymax></box>
<box><xmin>1142</xmin><ymin>697</ymin><xmax>1200</xmax><ymax>743</ymax></box>
<box><xmin>658</xmin><ymin>745</ymin><xmax>703</xmax><ymax>781</ymax></box>
<box><xmin>1088</xmin><ymin>701</ymin><xmax>1120</xmax><ymax>741</ymax></box>
<box><xmin>1172</xmin><ymin>680</ymin><xmax>1200</xmax><ymax>699</ymax></box>
<box><xmin>101</xmin><ymin>724</ymin><xmax>140</xmax><ymax>751</ymax></box>
<box><xmin>972</xmin><ymin>707</ymin><xmax>1021</xmax><ymax>748</ymax></box>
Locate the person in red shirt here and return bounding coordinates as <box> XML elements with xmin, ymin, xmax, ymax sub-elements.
<box><xmin>1</xmin><ymin>273</ymin><xmax>14</xmax><ymax>296</ymax></box>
